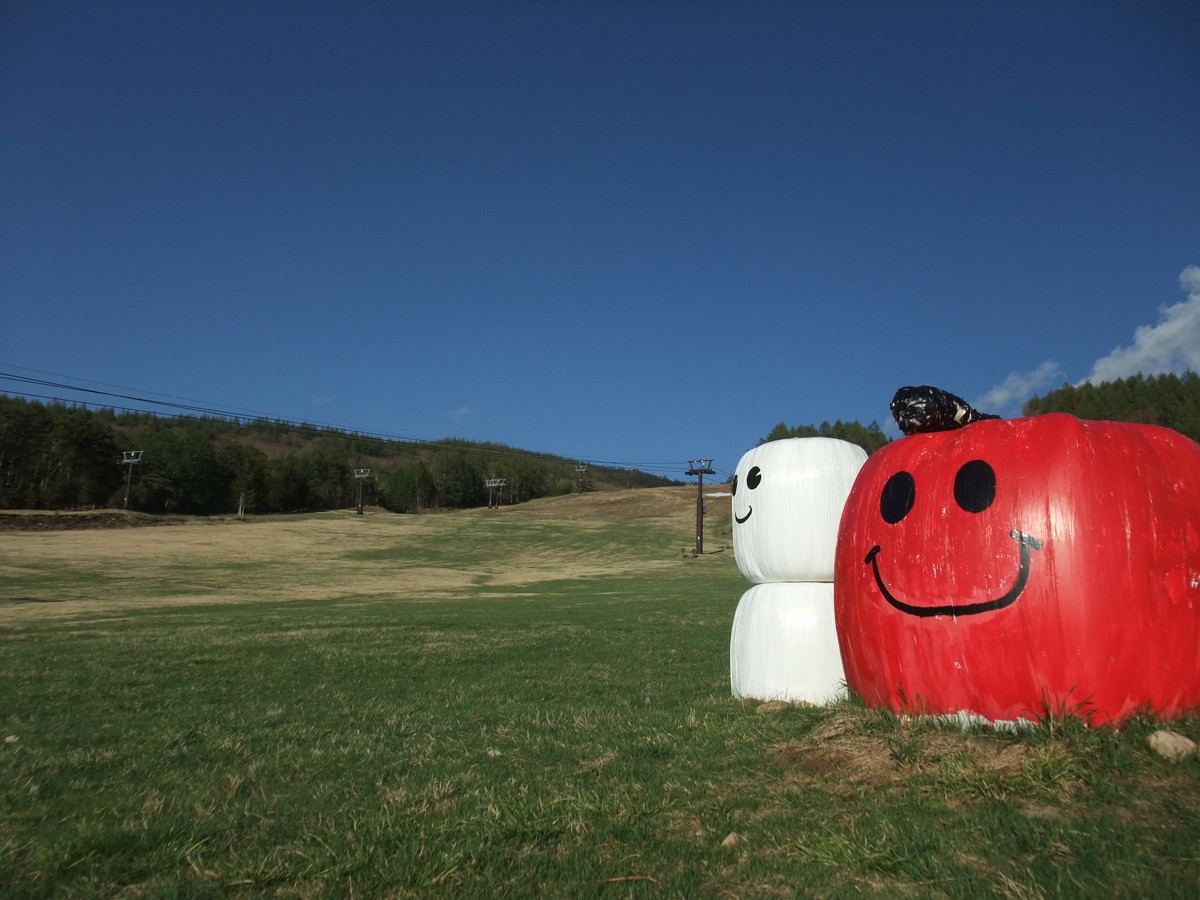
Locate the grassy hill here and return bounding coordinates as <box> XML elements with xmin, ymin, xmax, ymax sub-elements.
<box><xmin>2</xmin><ymin>491</ymin><xmax>1196</xmax><ymax>896</ymax></box>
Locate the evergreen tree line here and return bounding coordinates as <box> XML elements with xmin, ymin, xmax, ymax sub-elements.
<box><xmin>0</xmin><ymin>397</ymin><xmax>651</xmax><ymax>514</ymax></box>
<box><xmin>757</xmin><ymin>371</ymin><xmax>1200</xmax><ymax>457</ymax></box>
<box><xmin>8</xmin><ymin>373</ymin><xmax>1194</xmax><ymax>513</ymax></box>
<box><xmin>1023</xmin><ymin>371</ymin><xmax>1200</xmax><ymax>441</ymax></box>
<box><xmin>758</xmin><ymin>419</ymin><xmax>891</xmax><ymax>455</ymax></box>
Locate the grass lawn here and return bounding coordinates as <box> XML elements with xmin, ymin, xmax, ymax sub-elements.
<box><xmin>2</xmin><ymin>492</ymin><xmax>1198</xmax><ymax>897</ymax></box>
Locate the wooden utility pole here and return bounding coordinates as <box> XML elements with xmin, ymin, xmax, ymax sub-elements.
<box><xmin>575</xmin><ymin>463</ymin><xmax>588</xmax><ymax>493</ymax></box>
<box><xmin>686</xmin><ymin>459</ymin><xmax>715</xmax><ymax>556</ymax></box>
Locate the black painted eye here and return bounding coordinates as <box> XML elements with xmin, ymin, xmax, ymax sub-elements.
<box><xmin>880</xmin><ymin>471</ymin><xmax>916</xmax><ymax>524</ymax></box>
<box><xmin>954</xmin><ymin>460</ymin><xmax>996</xmax><ymax>513</ymax></box>
<box><xmin>746</xmin><ymin>466</ymin><xmax>762</xmax><ymax>490</ymax></box>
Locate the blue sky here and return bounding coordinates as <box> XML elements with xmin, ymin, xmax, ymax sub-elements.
<box><xmin>2</xmin><ymin>1</ymin><xmax>1198</xmax><ymax>480</ymax></box>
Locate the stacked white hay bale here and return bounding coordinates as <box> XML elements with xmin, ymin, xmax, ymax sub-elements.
<box><xmin>730</xmin><ymin>437</ymin><xmax>867</xmax><ymax>704</ymax></box>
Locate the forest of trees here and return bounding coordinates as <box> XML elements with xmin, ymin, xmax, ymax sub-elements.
<box><xmin>0</xmin><ymin>397</ymin><xmax>661</xmax><ymax>515</ymax></box>
<box><xmin>1023</xmin><ymin>371</ymin><xmax>1200</xmax><ymax>440</ymax></box>
<box><xmin>758</xmin><ymin>419</ymin><xmax>891</xmax><ymax>455</ymax></box>
<box><xmin>4</xmin><ymin>372</ymin><xmax>1196</xmax><ymax>515</ymax></box>
<box><xmin>758</xmin><ymin>372</ymin><xmax>1200</xmax><ymax>455</ymax></box>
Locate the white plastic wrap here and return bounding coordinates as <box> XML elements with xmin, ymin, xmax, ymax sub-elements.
<box><xmin>729</xmin><ymin>582</ymin><xmax>847</xmax><ymax>704</ymax></box>
<box><xmin>732</xmin><ymin>437</ymin><xmax>867</xmax><ymax>584</ymax></box>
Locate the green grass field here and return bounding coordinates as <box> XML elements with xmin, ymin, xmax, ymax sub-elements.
<box><xmin>2</xmin><ymin>494</ymin><xmax>1198</xmax><ymax>897</ymax></box>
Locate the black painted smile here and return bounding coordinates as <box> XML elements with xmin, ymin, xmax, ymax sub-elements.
<box><xmin>734</xmin><ymin>507</ymin><xmax>753</xmax><ymax>524</ymax></box>
<box><xmin>865</xmin><ymin>529</ymin><xmax>1043</xmax><ymax>618</ymax></box>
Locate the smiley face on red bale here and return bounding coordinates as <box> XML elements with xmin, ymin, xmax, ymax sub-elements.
<box><xmin>834</xmin><ymin>413</ymin><xmax>1200</xmax><ymax>724</ymax></box>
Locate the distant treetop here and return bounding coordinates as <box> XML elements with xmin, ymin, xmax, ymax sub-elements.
<box><xmin>1023</xmin><ymin>371</ymin><xmax>1200</xmax><ymax>442</ymax></box>
<box><xmin>757</xmin><ymin>370</ymin><xmax>1200</xmax><ymax>459</ymax></box>
<box><xmin>759</xmin><ymin>419</ymin><xmax>890</xmax><ymax>455</ymax></box>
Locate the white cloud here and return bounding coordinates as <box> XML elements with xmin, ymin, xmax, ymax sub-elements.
<box><xmin>312</xmin><ymin>392</ymin><xmax>336</xmax><ymax>407</ymax></box>
<box><xmin>952</xmin><ymin>267</ymin><xmax>1199</xmax><ymax>422</ymax></box>
<box><xmin>448</xmin><ymin>405</ymin><xmax>473</xmax><ymax>421</ymax></box>
<box><xmin>1083</xmin><ymin>265</ymin><xmax>1200</xmax><ymax>385</ymax></box>
<box><xmin>974</xmin><ymin>360</ymin><xmax>1066</xmax><ymax>417</ymax></box>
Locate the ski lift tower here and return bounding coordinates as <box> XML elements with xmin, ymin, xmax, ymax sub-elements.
<box><xmin>120</xmin><ymin>450</ymin><xmax>143</xmax><ymax>510</ymax></box>
<box><xmin>686</xmin><ymin>458</ymin><xmax>715</xmax><ymax>556</ymax></box>
<box><xmin>575</xmin><ymin>463</ymin><xmax>588</xmax><ymax>493</ymax></box>
<box><xmin>353</xmin><ymin>468</ymin><xmax>372</xmax><ymax>515</ymax></box>
<box><xmin>485</xmin><ymin>476</ymin><xmax>507</xmax><ymax>508</ymax></box>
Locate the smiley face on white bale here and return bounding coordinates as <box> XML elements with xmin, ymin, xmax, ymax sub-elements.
<box><xmin>732</xmin><ymin>437</ymin><xmax>867</xmax><ymax>584</ymax></box>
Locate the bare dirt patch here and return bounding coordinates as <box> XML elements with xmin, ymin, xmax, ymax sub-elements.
<box><xmin>768</xmin><ymin>709</ymin><xmax>1030</xmax><ymax>792</ymax></box>
<box><xmin>0</xmin><ymin>509</ymin><xmax>187</xmax><ymax>531</ymax></box>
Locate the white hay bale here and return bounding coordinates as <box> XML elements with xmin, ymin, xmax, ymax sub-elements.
<box><xmin>730</xmin><ymin>582</ymin><xmax>846</xmax><ymax>705</ymax></box>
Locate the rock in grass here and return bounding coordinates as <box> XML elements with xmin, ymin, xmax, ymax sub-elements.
<box><xmin>721</xmin><ymin>832</ymin><xmax>742</xmax><ymax>848</ymax></box>
<box><xmin>755</xmin><ymin>700</ymin><xmax>792</xmax><ymax>714</ymax></box>
<box><xmin>1148</xmin><ymin>730</ymin><xmax>1197</xmax><ymax>762</ymax></box>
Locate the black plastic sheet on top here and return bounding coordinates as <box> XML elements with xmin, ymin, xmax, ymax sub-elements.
<box><xmin>890</xmin><ymin>385</ymin><xmax>1000</xmax><ymax>435</ymax></box>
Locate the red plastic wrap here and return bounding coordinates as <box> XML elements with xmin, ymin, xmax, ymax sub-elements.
<box><xmin>834</xmin><ymin>413</ymin><xmax>1200</xmax><ymax>724</ymax></box>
